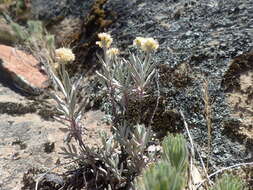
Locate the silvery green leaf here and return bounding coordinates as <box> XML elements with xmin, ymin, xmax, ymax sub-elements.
<box><xmin>48</xmin><ymin>92</ymin><xmax>64</xmax><ymax>105</ymax></box>
<box><xmin>71</xmin><ymin>144</ymin><xmax>77</xmax><ymax>154</ymax></box>
<box><xmin>146</xmin><ymin>62</ymin><xmax>156</xmax><ymax>74</ymax></box>
<box><xmin>98</xmin><ymin>167</ymin><xmax>108</xmax><ymax>175</ymax></box>
<box><xmin>60</xmin><ymin>147</ymin><xmax>68</xmax><ymax>153</ymax></box>
<box><xmin>96</xmin><ymin>71</ymin><xmax>111</xmax><ymax>83</ymax></box>
<box><xmin>50</xmin><ymin>70</ymin><xmax>68</xmax><ymax>98</ymax></box>
<box><xmin>62</xmin><ymin>69</ymin><xmax>72</xmax><ymax>99</ymax></box>
<box><xmin>74</xmin><ymin>97</ymin><xmax>88</xmax><ymax>119</ymax></box>
<box><xmin>69</xmin><ymin>89</ymin><xmax>77</xmax><ymax>117</ymax></box>
<box><xmin>67</xmin><ymin>144</ymin><xmax>73</xmax><ymax>153</ymax></box>
<box><xmin>56</xmin><ymin>103</ymin><xmax>69</xmax><ymax>116</ymax></box>
<box><xmin>11</xmin><ymin>22</ymin><xmax>29</xmax><ymax>41</ymax></box>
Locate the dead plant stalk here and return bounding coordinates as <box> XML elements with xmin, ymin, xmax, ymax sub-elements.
<box><xmin>202</xmin><ymin>79</ymin><xmax>212</xmax><ymax>171</ymax></box>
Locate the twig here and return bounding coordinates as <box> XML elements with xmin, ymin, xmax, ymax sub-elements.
<box><xmin>180</xmin><ymin>110</ymin><xmax>196</xmax><ymax>190</ymax></box>
<box><xmin>148</xmin><ymin>69</ymin><xmax>160</xmax><ymax>128</ymax></box>
<box><xmin>196</xmin><ymin>162</ymin><xmax>253</xmax><ymax>189</ymax></box>
<box><xmin>35</xmin><ymin>159</ymin><xmax>79</xmax><ymax>190</ymax></box>
<box><xmin>180</xmin><ymin>110</ymin><xmax>212</xmax><ymax>188</ymax></box>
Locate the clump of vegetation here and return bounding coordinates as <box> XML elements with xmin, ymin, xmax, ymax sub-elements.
<box><xmin>136</xmin><ymin>134</ymin><xmax>188</xmax><ymax>190</ymax></box>
<box><xmin>46</xmin><ymin>32</ymin><xmax>160</xmax><ymax>189</ymax></box>
<box><xmin>9</xmin><ymin>19</ymin><xmax>59</xmax><ymax>79</ymax></box>
<box><xmin>11</xmin><ymin>20</ymin><xmax>55</xmax><ymax>62</ymax></box>
<box><xmin>0</xmin><ymin>0</ymin><xmax>31</xmax><ymax>20</ymax></box>
<box><xmin>136</xmin><ymin>134</ymin><xmax>248</xmax><ymax>190</ymax></box>
<box><xmin>211</xmin><ymin>175</ymin><xmax>247</xmax><ymax>190</ymax></box>
<box><xmin>38</xmin><ymin>32</ymin><xmax>251</xmax><ymax>190</ymax></box>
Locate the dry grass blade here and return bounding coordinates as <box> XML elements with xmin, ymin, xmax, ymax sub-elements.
<box><xmin>202</xmin><ymin>78</ymin><xmax>212</xmax><ymax>171</ymax></box>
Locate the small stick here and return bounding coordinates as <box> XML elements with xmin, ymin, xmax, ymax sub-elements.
<box><xmin>148</xmin><ymin>70</ymin><xmax>160</xmax><ymax>128</ymax></box>
<box><xmin>180</xmin><ymin>110</ymin><xmax>212</xmax><ymax>187</ymax></box>
<box><xmin>196</xmin><ymin>162</ymin><xmax>253</xmax><ymax>189</ymax></box>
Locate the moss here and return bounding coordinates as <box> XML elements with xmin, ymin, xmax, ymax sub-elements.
<box><xmin>125</xmin><ymin>95</ymin><xmax>183</xmax><ymax>138</ymax></box>
<box><xmin>71</xmin><ymin>0</ymin><xmax>115</xmax><ymax>74</ymax></box>
<box><xmin>88</xmin><ymin>0</ymin><xmax>111</xmax><ymax>27</ymax></box>
<box><xmin>159</xmin><ymin>62</ymin><xmax>193</xmax><ymax>88</ymax></box>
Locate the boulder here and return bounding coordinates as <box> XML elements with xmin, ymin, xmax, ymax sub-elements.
<box><xmin>30</xmin><ymin>0</ymin><xmax>95</xmax><ymax>46</ymax></box>
<box><xmin>0</xmin><ymin>45</ymin><xmax>49</xmax><ymax>95</ymax></box>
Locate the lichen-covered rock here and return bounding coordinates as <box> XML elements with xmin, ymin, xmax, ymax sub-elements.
<box><xmin>30</xmin><ymin>0</ymin><xmax>96</xmax><ymax>46</ymax></box>
<box><xmin>222</xmin><ymin>51</ymin><xmax>253</xmax><ymax>151</ymax></box>
<box><xmin>0</xmin><ymin>45</ymin><xmax>49</xmax><ymax>95</ymax></box>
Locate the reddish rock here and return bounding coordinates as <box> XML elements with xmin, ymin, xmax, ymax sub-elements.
<box><xmin>0</xmin><ymin>45</ymin><xmax>48</xmax><ymax>94</ymax></box>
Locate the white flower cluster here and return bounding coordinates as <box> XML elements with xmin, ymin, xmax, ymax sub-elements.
<box><xmin>96</xmin><ymin>33</ymin><xmax>113</xmax><ymax>48</ymax></box>
<box><xmin>55</xmin><ymin>48</ymin><xmax>75</xmax><ymax>63</ymax></box>
<box><xmin>133</xmin><ymin>37</ymin><xmax>159</xmax><ymax>52</ymax></box>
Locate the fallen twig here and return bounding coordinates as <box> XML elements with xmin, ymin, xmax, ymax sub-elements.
<box><xmin>196</xmin><ymin>161</ymin><xmax>253</xmax><ymax>189</ymax></box>
<box><xmin>180</xmin><ymin>110</ymin><xmax>212</xmax><ymax>189</ymax></box>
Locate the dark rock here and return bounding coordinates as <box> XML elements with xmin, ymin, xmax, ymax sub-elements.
<box><xmin>31</xmin><ymin>0</ymin><xmax>95</xmax><ymax>21</ymax></box>
<box><xmin>0</xmin><ymin>102</ymin><xmax>36</xmax><ymax>115</ymax></box>
<box><xmin>30</xmin><ymin>0</ymin><xmax>96</xmax><ymax>46</ymax></box>
<box><xmin>43</xmin><ymin>142</ymin><xmax>55</xmax><ymax>153</ymax></box>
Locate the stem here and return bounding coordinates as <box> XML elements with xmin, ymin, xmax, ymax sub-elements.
<box><xmin>196</xmin><ymin>162</ymin><xmax>253</xmax><ymax>189</ymax></box>
<box><xmin>180</xmin><ymin>110</ymin><xmax>212</xmax><ymax>187</ymax></box>
<box><xmin>148</xmin><ymin>69</ymin><xmax>160</xmax><ymax>127</ymax></box>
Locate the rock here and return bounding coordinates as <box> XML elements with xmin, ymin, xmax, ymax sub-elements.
<box><xmin>31</xmin><ymin>0</ymin><xmax>67</xmax><ymax>21</ymax></box>
<box><xmin>30</xmin><ymin>0</ymin><xmax>95</xmax><ymax>46</ymax></box>
<box><xmin>222</xmin><ymin>51</ymin><xmax>253</xmax><ymax>149</ymax></box>
<box><xmin>47</xmin><ymin>17</ymin><xmax>82</xmax><ymax>46</ymax></box>
<box><xmin>31</xmin><ymin>0</ymin><xmax>94</xmax><ymax>20</ymax></box>
<box><xmin>0</xmin><ymin>113</ymin><xmax>66</xmax><ymax>190</ymax></box>
<box><xmin>43</xmin><ymin>141</ymin><xmax>55</xmax><ymax>153</ymax></box>
<box><xmin>0</xmin><ymin>45</ymin><xmax>49</xmax><ymax>95</ymax></box>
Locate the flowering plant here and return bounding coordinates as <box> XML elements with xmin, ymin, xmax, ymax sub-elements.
<box><xmin>96</xmin><ymin>33</ymin><xmax>160</xmax><ymax>124</ymax></box>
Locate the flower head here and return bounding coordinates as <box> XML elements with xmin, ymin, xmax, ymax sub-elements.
<box><xmin>133</xmin><ymin>37</ymin><xmax>159</xmax><ymax>52</ymax></box>
<box><xmin>133</xmin><ymin>37</ymin><xmax>146</xmax><ymax>48</ymax></box>
<box><xmin>55</xmin><ymin>48</ymin><xmax>75</xmax><ymax>63</ymax></box>
<box><xmin>141</xmin><ymin>38</ymin><xmax>159</xmax><ymax>52</ymax></box>
<box><xmin>96</xmin><ymin>33</ymin><xmax>113</xmax><ymax>48</ymax></box>
<box><xmin>106</xmin><ymin>48</ymin><xmax>119</xmax><ymax>59</ymax></box>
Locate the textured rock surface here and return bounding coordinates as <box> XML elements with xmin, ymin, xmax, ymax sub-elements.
<box><xmin>31</xmin><ymin>0</ymin><xmax>96</xmax><ymax>46</ymax></box>
<box><xmin>0</xmin><ymin>45</ymin><xmax>49</xmax><ymax>95</ymax></box>
<box><xmin>31</xmin><ymin>0</ymin><xmax>95</xmax><ymax>20</ymax></box>
<box><xmin>222</xmin><ymin>51</ymin><xmax>253</xmax><ymax>153</ymax></box>
<box><xmin>0</xmin><ymin>81</ymin><xmax>110</xmax><ymax>189</ymax></box>
<box><xmin>0</xmin><ymin>82</ymin><xmax>64</xmax><ymax>190</ymax></box>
